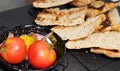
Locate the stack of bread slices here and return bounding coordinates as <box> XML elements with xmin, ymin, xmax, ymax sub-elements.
<box><xmin>33</xmin><ymin>0</ymin><xmax>120</xmax><ymax>58</ymax></box>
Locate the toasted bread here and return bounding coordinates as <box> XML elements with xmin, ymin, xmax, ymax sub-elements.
<box><xmin>66</xmin><ymin>31</ymin><xmax>120</xmax><ymax>50</ymax></box>
<box><xmin>99</xmin><ymin>26</ymin><xmax>111</xmax><ymax>32</ymax></box>
<box><xmin>71</xmin><ymin>0</ymin><xmax>96</xmax><ymax>7</ymax></box>
<box><xmin>87</xmin><ymin>2</ymin><xmax>119</xmax><ymax>17</ymax></box>
<box><xmin>90</xmin><ymin>0</ymin><xmax>105</xmax><ymax>8</ymax></box>
<box><xmin>35</xmin><ymin>7</ymin><xmax>87</xmax><ymax>26</ymax></box>
<box><xmin>33</xmin><ymin>0</ymin><xmax>73</xmax><ymax>8</ymax></box>
<box><xmin>51</xmin><ymin>14</ymin><xmax>106</xmax><ymax>40</ymax></box>
<box><xmin>90</xmin><ymin>47</ymin><xmax>120</xmax><ymax>58</ymax></box>
<box><xmin>107</xmin><ymin>8</ymin><xmax>120</xmax><ymax>25</ymax></box>
<box><xmin>100</xmin><ymin>24</ymin><xmax>120</xmax><ymax>32</ymax></box>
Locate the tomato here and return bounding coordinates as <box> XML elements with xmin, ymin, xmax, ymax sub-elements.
<box><xmin>28</xmin><ymin>40</ymin><xmax>56</xmax><ymax>69</ymax></box>
<box><xmin>0</xmin><ymin>37</ymin><xmax>27</xmax><ymax>64</ymax></box>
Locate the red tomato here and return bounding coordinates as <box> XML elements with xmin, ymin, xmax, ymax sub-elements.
<box><xmin>0</xmin><ymin>37</ymin><xmax>27</xmax><ymax>64</ymax></box>
<box><xmin>28</xmin><ymin>40</ymin><xmax>56</xmax><ymax>69</ymax></box>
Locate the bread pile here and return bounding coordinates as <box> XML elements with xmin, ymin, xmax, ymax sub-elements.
<box><xmin>33</xmin><ymin>0</ymin><xmax>120</xmax><ymax>58</ymax></box>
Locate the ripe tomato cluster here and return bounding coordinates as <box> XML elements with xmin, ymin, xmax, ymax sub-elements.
<box><xmin>0</xmin><ymin>35</ymin><xmax>56</xmax><ymax>69</ymax></box>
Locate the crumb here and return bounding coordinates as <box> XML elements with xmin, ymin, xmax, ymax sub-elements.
<box><xmin>85</xmin><ymin>50</ymin><xmax>89</xmax><ymax>53</ymax></box>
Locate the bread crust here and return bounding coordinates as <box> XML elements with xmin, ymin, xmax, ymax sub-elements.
<box><xmin>33</xmin><ymin>0</ymin><xmax>73</xmax><ymax>8</ymax></box>
<box><xmin>90</xmin><ymin>48</ymin><xmax>120</xmax><ymax>58</ymax></box>
<box><xmin>71</xmin><ymin>0</ymin><xmax>96</xmax><ymax>7</ymax></box>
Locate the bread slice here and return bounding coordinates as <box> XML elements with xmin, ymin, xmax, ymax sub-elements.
<box><xmin>90</xmin><ymin>0</ymin><xmax>105</xmax><ymax>8</ymax></box>
<box><xmin>107</xmin><ymin>8</ymin><xmax>120</xmax><ymax>25</ymax></box>
<box><xmin>71</xmin><ymin>0</ymin><xmax>96</xmax><ymax>7</ymax></box>
<box><xmin>65</xmin><ymin>31</ymin><xmax>120</xmax><ymax>50</ymax></box>
<box><xmin>51</xmin><ymin>14</ymin><xmax>106</xmax><ymax>40</ymax></box>
<box><xmin>33</xmin><ymin>0</ymin><xmax>73</xmax><ymax>8</ymax></box>
<box><xmin>100</xmin><ymin>24</ymin><xmax>120</xmax><ymax>32</ymax></box>
<box><xmin>35</xmin><ymin>7</ymin><xmax>87</xmax><ymax>26</ymax></box>
<box><xmin>87</xmin><ymin>2</ymin><xmax>119</xmax><ymax>17</ymax></box>
<box><xmin>96</xmin><ymin>8</ymin><xmax>120</xmax><ymax>32</ymax></box>
<box><xmin>100</xmin><ymin>8</ymin><xmax>120</xmax><ymax>32</ymax></box>
<box><xmin>90</xmin><ymin>47</ymin><xmax>120</xmax><ymax>58</ymax></box>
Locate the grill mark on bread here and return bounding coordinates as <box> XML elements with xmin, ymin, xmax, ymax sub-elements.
<box><xmin>35</xmin><ymin>7</ymin><xmax>87</xmax><ymax>26</ymax></box>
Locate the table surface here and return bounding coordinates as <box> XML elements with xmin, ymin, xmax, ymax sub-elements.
<box><xmin>0</xmin><ymin>0</ymin><xmax>33</xmax><ymax>12</ymax></box>
<box><xmin>0</xmin><ymin>3</ymin><xmax>120</xmax><ymax>71</ymax></box>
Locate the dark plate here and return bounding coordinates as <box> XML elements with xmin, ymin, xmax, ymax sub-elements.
<box><xmin>0</xmin><ymin>25</ymin><xmax>66</xmax><ymax>71</ymax></box>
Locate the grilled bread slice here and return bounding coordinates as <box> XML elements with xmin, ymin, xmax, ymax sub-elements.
<box><xmin>107</xmin><ymin>8</ymin><xmax>120</xmax><ymax>25</ymax></box>
<box><xmin>66</xmin><ymin>31</ymin><xmax>120</xmax><ymax>50</ymax></box>
<box><xmin>35</xmin><ymin>7</ymin><xmax>87</xmax><ymax>26</ymax></box>
<box><xmin>100</xmin><ymin>8</ymin><xmax>120</xmax><ymax>32</ymax></box>
<box><xmin>90</xmin><ymin>47</ymin><xmax>120</xmax><ymax>58</ymax></box>
<box><xmin>51</xmin><ymin>14</ymin><xmax>106</xmax><ymax>40</ymax></box>
<box><xmin>33</xmin><ymin>0</ymin><xmax>73</xmax><ymax>8</ymax></box>
<box><xmin>71</xmin><ymin>0</ymin><xmax>96</xmax><ymax>7</ymax></box>
<box><xmin>100</xmin><ymin>24</ymin><xmax>120</xmax><ymax>32</ymax></box>
<box><xmin>87</xmin><ymin>2</ymin><xmax>119</xmax><ymax>17</ymax></box>
<box><xmin>90</xmin><ymin>0</ymin><xmax>105</xmax><ymax>8</ymax></box>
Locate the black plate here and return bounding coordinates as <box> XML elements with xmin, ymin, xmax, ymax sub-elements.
<box><xmin>0</xmin><ymin>25</ymin><xmax>66</xmax><ymax>71</ymax></box>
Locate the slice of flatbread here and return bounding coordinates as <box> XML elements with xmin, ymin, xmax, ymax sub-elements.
<box><xmin>35</xmin><ymin>7</ymin><xmax>87</xmax><ymax>26</ymax></box>
<box><xmin>65</xmin><ymin>31</ymin><xmax>120</xmax><ymax>50</ymax></box>
<box><xmin>100</xmin><ymin>8</ymin><xmax>120</xmax><ymax>32</ymax></box>
<box><xmin>90</xmin><ymin>47</ymin><xmax>120</xmax><ymax>58</ymax></box>
<box><xmin>107</xmin><ymin>8</ymin><xmax>120</xmax><ymax>25</ymax></box>
<box><xmin>87</xmin><ymin>2</ymin><xmax>119</xmax><ymax>17</ymax></box>
<box><xmin>33</xmin><ymin>0</ymin><xmax>73</xmax><ymax>8</ymax></box>
<box><xmin>101</xmin><ymin>24</ymin><xmax>120</xmax><ymax>32</ymax></box>
<box><xmin>90</xmin><ymin>0</ymin><xmax>105</xmax><ymax>8</ymax></box>
<box><xmin>71</xmin><ymin>0</ymin><xmax>96</xmax><ymax>7</ymax></box>
<box><xmin>51</xmin><ymin>14</ymin><xmax>106</xmax><ymax>40</ymax></box>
